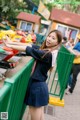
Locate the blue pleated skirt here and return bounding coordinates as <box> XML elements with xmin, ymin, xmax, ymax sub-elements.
<box><xmin>25</xmin><ymin>81</ymin><xmax>49</xmax><ymax>107</ymax></box>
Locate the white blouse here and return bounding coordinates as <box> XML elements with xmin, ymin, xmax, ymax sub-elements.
<box><xmin>51</xmin><ymin>50</ymin><xmax>58</xmax><ymax>67</ymax></box>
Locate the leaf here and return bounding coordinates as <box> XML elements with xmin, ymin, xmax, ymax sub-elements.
<box><xmin>2</xmin><ymin>6</ymin><xmax>9</xmax><ymax>12</ymax></box>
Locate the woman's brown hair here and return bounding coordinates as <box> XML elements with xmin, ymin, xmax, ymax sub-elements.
<box><xmin>41</xmin><ymin>30</ymin><xmax>62</xmax><ymax>71</ymax></box>
<box><xmin>40</xmin><ymin>30</ymin><xmax>63</xmax><ymax>55</ymax></box>
<box><xmin>40</xmin><ymin>29</ymin><xmax>62</xmax><ymax>50</ymax></box>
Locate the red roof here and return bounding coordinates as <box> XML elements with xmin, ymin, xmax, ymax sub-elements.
<box><xmin>17</xmin><ymin>12</ymin><xmax>41</xmax><ymax>24</ymax></box>
<box><xmin>50</xmin><ymin>8</ymin><xmax>80</xmax><ymax>28</ymax></box>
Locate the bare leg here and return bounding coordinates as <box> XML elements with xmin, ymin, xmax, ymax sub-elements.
<box><xmin>29</xmin><ymin>106</ymin><xmax>42</xmax><ymax>120</ymax></box>
<box><xmin>41</xmin><ymin>107</ymin><xmax>45</xmax><ymax>120</ymax></box>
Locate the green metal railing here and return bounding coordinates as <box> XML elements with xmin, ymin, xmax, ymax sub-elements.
<box><xmin>48</xmin><ymin>45</ymin><xmax>75</xmax><ymax>100</ymax></box>
<box><xmin>0</xmin><ymin>59</ymin><xmax>34</xmax><ymax>120</ymax></box>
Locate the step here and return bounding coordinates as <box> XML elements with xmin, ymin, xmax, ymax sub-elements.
<box><xmin>49</xmin><ymin>96</ymin><xmax>64</xmax><ymax>107</ymax></box>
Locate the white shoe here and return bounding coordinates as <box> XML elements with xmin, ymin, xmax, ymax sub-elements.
<box><xmin>65</xmin><ymin>90</ymin><xmax>71</xmax><ymax>95</ymax></box>
<box><xmin>65</xmin><ymin>86</ymin><xmax>71</xmax><ymax>95</ymax></box>
<box><xmin>67</xmin><ymin>85</ymin><xmax>71</xmax><ymax>89</ymax></box>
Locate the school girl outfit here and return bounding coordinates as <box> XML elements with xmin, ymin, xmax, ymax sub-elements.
<box><xmin>24</xmin><ymin>44</ymin><xmax>58</xmax><ymax>107</ymax></box>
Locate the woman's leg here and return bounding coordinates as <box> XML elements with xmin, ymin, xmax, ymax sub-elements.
<box><xmin>29</xmin><ymin>106</ymin><xmax>42</xmax><ymax>120</ymax></box>
<box><xmin>41</xmin><ymin>107</ymin><xmax>45</xmax><ymax>120</ymax></box>
<box><xmin>69</xmin><ymin>64</ymin><xmax>80</xmax><ymax>93</ymax></box>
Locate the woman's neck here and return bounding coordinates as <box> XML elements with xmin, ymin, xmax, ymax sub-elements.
<box><xmin>49</xmin><ymin>44</ymin><xmax>60</xmax><ymax>51</ymax></box>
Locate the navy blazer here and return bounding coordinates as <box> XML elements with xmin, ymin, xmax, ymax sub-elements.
<box><xmin>26</xmin><ymin>44</ymin><xmax>52</xmax><ymax>82</ymax></box>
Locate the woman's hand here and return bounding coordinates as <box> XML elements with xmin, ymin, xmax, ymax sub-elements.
<box><xmin>2</xmin><ymin>39</ymin><xmax>11</xmax><ymax>48</ymax></box>
<box><xmin>73</xmin><ymin>50</ymin><xmax>80</xmax><ymax>57</ymax></box>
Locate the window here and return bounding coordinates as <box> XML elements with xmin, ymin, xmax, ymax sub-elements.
<box><xmin>57</xmin><ymin>25</ymin><xmax>67</xmax><ymax>37</ymax></box>
<box><xmin>20</xmin><ymin>21</ymin><xmax>26</xmax><ymax>31</ymax></box>
<box><xmin>20</xmin><ymin>21</ymin><xmax>32</xmax><ymax>31</ymax></box>
<box><xmin>56</xmin><ymin>24</ymin><xmax>79</xmax><ymax>42</ymax></box>
<box><xmin>67</xmin><ymin>28</ymin><xmax>78</xmax><ymax>41</ymax></box>
<box><xmin>26</xmin><ymin>23</ymin><xmax>32</xmax><ymax>31</ymax></box>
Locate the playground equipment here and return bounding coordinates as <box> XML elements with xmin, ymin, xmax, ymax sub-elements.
<box><xmin>0</xmin><ymin>30</ymin><xmax>16</xmax><ymax>40</ymax></box>
<box><xmin>0</xmin><ymin>46</ymin><xmax>19</xmax><ymax>80</ymax></box>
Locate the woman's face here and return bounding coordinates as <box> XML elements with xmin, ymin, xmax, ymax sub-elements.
<box><xmin>46</xmin><ymin>32</ymin><xmax>58</xmax><ymax>47</ymax></box>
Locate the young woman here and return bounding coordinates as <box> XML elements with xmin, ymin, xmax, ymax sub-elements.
<box><xmin>3</xmin><ymin>30</ymin><xmax>62</xmax><ymax>120</ymax></box>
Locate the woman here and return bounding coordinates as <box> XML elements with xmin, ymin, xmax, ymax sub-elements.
<box><xmin>3</xmin><ymin>30</ymin><xmax>62</xmax><ymax>120</ymax></box>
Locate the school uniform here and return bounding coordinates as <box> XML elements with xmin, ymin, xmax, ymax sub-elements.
<box><xmin>24</xmin><ymin>44</ymin><xmax>58</xmax><ymax>107</ymax></box>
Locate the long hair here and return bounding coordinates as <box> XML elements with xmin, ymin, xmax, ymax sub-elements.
<box><xmin>40</xmin><ymin>29</ymin><xmax>62</xmax><ymax>50</ymax></box>
<box><xmin>40</xmin><ymin>30</ymin><xmax>63</xmax><ymax>58</ymax></box>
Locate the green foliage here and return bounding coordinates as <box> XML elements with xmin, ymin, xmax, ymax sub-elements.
<box><xmin>45</xmin><ymin>0</ymin><xmax>80</xmax><ymax>13</ymax></box>
<box><xmin>0</xmin><ymin>0</ymin><xmax>28</xmax><ymax>20</ymax></box>
<box><xmin>0</xmin><ymin>0</ymin><xmax>80</xmax><ymax>22</ymax></box>
<box><xmin>31</xmin><ymin>0</ymin><xmax>39</xmax><ymax>6</ymax></box>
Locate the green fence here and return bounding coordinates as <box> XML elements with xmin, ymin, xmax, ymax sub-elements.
<box><xmin>48</xmin><ymin>45</ymin><xmax>75</xmax><ymax>100</ymax></box>
<box><xmin>0</xmin><ymin>59</ymin><xmax>34</xmax><ymax>120</ymax></box>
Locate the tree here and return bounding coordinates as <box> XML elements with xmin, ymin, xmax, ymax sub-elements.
<box><xmin>0</xmin><ymin>0</ymin><xmax>28</xmax><ymax>20</ymax></box>
<box><xmin>45</xmin><ymin>0</ymin><xmax>80</xmax><ymax>13</ymax></box>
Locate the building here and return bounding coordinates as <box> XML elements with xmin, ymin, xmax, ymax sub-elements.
<box><xmin>16</xmin><ymin>12</ymin><xmax>41</xmax><ymax>33</ymax></box>
<box><xmin>50</xmin><ymin>8</ymin><xmax>80</xmax><ymax>42</ymax></box>
<box><xmin>40</xmin><ymin>20</ymin><xmax>51</xmax><ymax>36</ymax></box>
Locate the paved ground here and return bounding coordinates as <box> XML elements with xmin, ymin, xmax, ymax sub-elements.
<box><xmin>45</xmin><ymin>74</ymin><xmax>80</xmax><ymax>120</ymax></box>
<box><xmin>22</xmin><ymin>74</ymin><xmax>80</xmax><ymax>120</ymax></box>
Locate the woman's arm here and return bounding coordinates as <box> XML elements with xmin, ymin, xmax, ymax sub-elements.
<box><xmin>3</xmin><ymin>40</ymin><xmax>32</xmax><ymax>52</ymax></box>
<box><xmin>4</xmin><ymin>35</ymin><xmax>32</xmax><ymax>46</ymax></box>
<box><xmin>68</xmin><ymin>47</ymin><xmax>76</xmax><ymax>55</ymax></box>
<box><xmin>68</xmin><ymin>47</ymin><xmax>80</xmax><ymax>57</ymax></box>
<box><xmin>7</xmin><ymin>41</ymin><xmax>32</xmax><ymax>46</ymax></box>
<box><xmin>6</xmin><ymin>44</ymin><xmax>27</xmax><ymax>51</ymax></box>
